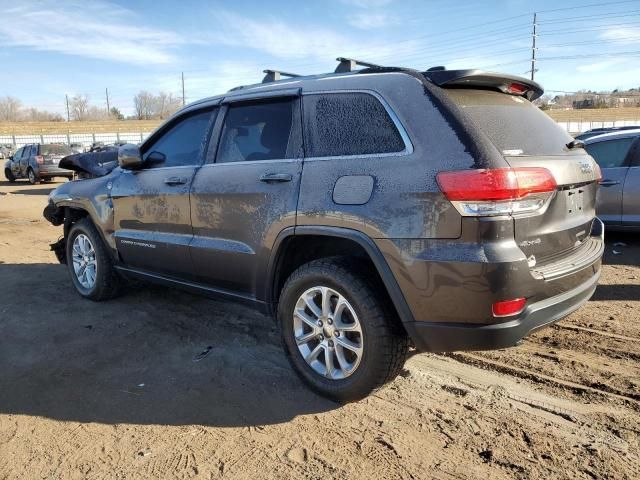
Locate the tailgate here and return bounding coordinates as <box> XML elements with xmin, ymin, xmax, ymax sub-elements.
<box><xmin>505</xmin><ymin>154</ymin><xmax>599</xmax><ymax>265</ymax></box>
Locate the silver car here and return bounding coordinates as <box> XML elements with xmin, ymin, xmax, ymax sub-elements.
<box><xmin>585</xmin><ymin>129</ymin><xmax>640</xmax><ymax>231</ymax></box>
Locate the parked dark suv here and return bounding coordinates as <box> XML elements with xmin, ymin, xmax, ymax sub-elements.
<box><xmin>5</xmin><ymin>143</ymin><xmax>73</xmax><ymax>184</ymax></box>
<box><xmin>43</xmin><ymin>61</ymin><xmax>604</xmax><ymax>401</ymax></box>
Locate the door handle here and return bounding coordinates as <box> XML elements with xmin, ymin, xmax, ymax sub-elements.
<box><xmin>259</xmin><ymin>173</ymin><xmax>293</xmax><ymax>183</ymax></box>
<box><xmin>164</xmin><ymin>176</ymin><xmax>188</xmax><ymax>186</ymax></box>
<box><xmin>599</xmin><ymin>179</ymin><xmax>620</xmax><ymax>187</ymax></box>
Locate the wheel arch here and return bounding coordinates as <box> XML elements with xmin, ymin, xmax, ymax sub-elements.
<box><xmin>265</xmin><ymin>226</ymin><xmax>415</xmax><ymax>326</ymax></box>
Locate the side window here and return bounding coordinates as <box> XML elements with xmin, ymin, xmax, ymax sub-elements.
<box><xmin>142</xmin><ymin>109</ymin><xmax>214</xmax><ymax>168</ymax></box>
<box><xmin>585</xmin><ymin>138</ymin><xmax>635</xmax><ymax>168</ymax></box>
<box><xmin>216</xmin><ymin>98</ymin><xmax>295</xmax><ymax>163</ymax></box>
<box><xmin>13</xmin><ymin>147</ymin><xmax>23</xmax><ymax>159</ymax></box>
<box><xmin>303</xmin><ymin>92</ymin><xmax>405</xmax><ymax>158</ymax></box>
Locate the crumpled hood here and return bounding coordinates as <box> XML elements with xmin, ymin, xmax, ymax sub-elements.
<box><xmin>59</xmin><ymin>151</ymin><xmax>118</xmax><ymax>177</ymax></box>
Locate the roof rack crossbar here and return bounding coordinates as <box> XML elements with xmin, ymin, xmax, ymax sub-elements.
<box><xmin>262</xmin><ymin>69</ymin><xmax>302</xmax><ymax>83</ymax></box>
<box><xmin>335</xmin><ymin>57</ymin><xmax>383</xmax><ymax>73</ymax></box>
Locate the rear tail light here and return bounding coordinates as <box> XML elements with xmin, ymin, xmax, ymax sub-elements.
<box><xmin>35</xmin><ymin>155</ymin><xmax>44</xmax><ymax>164</ymax></box>
<box><xmin>492</xmin><ymin>298</ymin><xmax>526</xmax><ymax>317</ymax></box>
<box><xmin>436</xmin><ymin>167</ymin><xmax>557</xmax><ymax>217</ymax></box>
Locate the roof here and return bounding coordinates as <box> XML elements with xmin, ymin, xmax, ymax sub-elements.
<box><xmin>584</xmin><ymin>128</ymin><xmax>640</xmax><ymax>144</ymax></box>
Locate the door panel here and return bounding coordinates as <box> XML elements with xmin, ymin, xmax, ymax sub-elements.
<box><xmin>111</xmin><ymin>166</ymin><xmax>197</xmax><ymax>277</ymax></box>
<box><xmin>623</xmin><ymin>167</ymin><xmax>640</xmax><ymax>226</ymax></box>
<box><xmin>596</xmin><ymin>167</ymin><xmax>628</xmax><ymax>225</ymax></box>
<box><xmin>190</xmin><ymin>160</ymin><xmax>302</xmax><ymax>295</ymax></box>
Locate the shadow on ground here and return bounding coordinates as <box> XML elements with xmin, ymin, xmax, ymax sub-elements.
<box><xmin>0</xmin><ymin>263</ymin><xmax>335</xmax><ymax>427</ymax></box>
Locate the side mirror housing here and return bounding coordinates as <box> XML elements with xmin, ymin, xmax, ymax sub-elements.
<box><xmin>118</xmin><ymin>144</ymin><xmax>143</xmax><ymax>170</ymax></box>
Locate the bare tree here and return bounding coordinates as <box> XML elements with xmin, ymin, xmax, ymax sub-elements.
<box><xmin>0</xmin><ymin>96</ymin><xmax>22</xmax><ymax>121</ymax></box>
<box><xmin>155</xmin><ymin>92</ymin><xmax>182</xmax><ymax>119</ymax></box>
<box><xmin>133</xmin><ymin>91</ymin><xmax>155</xmax><ymax>120</ymax></box>
<box><xmin>70</xmin><ymin>94</ymin><xmax>90</xmax><ymax>121</ymax></box>
<box><xmin>21</xmin><ymin>107</ymin><xmax>64</xmax><ymax>122</ymax></box>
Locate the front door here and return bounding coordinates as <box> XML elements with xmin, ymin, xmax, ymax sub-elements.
<box><xmin>622</xmin><ymin>139</ymin><xmax>640</xmax><ymax>227</ymax></box>
<box><xmin>189</xmin><ymin>95</ymin><xmax>303</xmax><ymax>298</ymax></box>
<box><xmin>10</xmin><ymin>147</ymin><xmax>24</xmax><ymax>177</ymax></box>
<box><xmin>587</xmin><ymin>137</ymin><xmax>635</xmax><ymax>225</ymax></box>
<box><xmin>111</xmin><ymin>107</ymin><xmax>216</xmax><ymax>278</ymax></box>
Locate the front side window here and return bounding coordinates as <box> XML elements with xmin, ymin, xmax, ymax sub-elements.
<box><xmin>585</xmin><ymin>138</ymin><xmax>635</xmax><ymax>168</ymax></box>
<box><xmin>13</xmin><ymin>147</ymin><xmax>23</xmax><ymax>160</ymax></box>
<box><xmin>217</xmin><ymin>98</ymin><xmax>295</xmax><ymax>163</ymax></box>
<box><xmin>143</xmin><ymin>109</ymin><xmax>214</xmax><ymax>168</ymax></box>
<box><xmin>303</xmin><ymin>92</ymin><xmax>405</xmax><ymax>158</ymax></box>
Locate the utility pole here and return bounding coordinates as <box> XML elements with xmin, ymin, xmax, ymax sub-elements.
<box><xmin>65</xmin><ymin>94</ymin><xmax>70</xmax><ymax>122</ymax></box>
<box><xmin>530</xmin><ymin>12</ymin><xmax>537</xmax><ymax>81</ymax></box>
<box><xmin>181</xmin><ymin>72</ymin><xmax>186</xmax><ymax>106</ymax></box>
<box><xmin>105</xmin><ymin>87</ymin><xmax>110</xmax><ymax>114</ymax></box>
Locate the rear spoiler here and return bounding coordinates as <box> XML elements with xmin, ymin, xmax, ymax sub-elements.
<box><xmin>423</xmin><ymin>69</ymin><xmax>544</xmax><ymax>101</ymax></box>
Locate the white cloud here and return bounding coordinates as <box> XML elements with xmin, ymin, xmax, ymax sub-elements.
<box><xmin>576</xmin><ymin>58</ymin><xmax>627</xmax><ymax>73</ymax></box>
<box><xmin>347</xmin><ymin>12</ymin><xmax>398</xmax><ymax>30</ymax></box>
<box><xmin>209</xmin><ymin>10</ymin><xmax>419</xmax><ymax>63</ymax></box>
<box><xmin>0</xmin><ymin>0</ymin><xmax>183</xmax><ymax>65</ymax></box>
<box><xmin>599</xmin><ymin>27</ymin><xmax>640</xmax><ymax>45</ymax></box>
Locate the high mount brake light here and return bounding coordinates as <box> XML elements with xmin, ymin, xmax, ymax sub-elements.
<box><xmin>437</xmin><ymin>168</ymin><xmax>557</xmax><ymax>217</ymax></box>
<box><xmin>506</xmin><ymin>83</ymin><xmax>529</xmax><ymax>95</ymax></box>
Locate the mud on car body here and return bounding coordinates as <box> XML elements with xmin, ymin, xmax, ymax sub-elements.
<box><xmin>44</xmin><ymin>61</ymin><xmax>604</xmax><ymax>401</ymax></box>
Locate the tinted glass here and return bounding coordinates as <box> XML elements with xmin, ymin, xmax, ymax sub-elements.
<box><xmin>304</xmin><ymin>93</ymin><xmax>405</xmax><ymax>157</ymax></box>
<box><xmin>143</xmin><ymin>109</ymin><xmax>213</xmax><ymax>167</ymax></box>
<box><xmin>585</xmin><ymin>138</ymin><xmax>635</xmax><ymax>168</ymax></box>
<box><xmin>217</xmin><ymin>99</ymin><xmax>294</xmax><ymax>163</ymax></box>
<box><xmin>447</xmin><ymin>89</ymin><xmax>574</xmax><ymax>156</ymax></box>
<box><xmin>41</xmin><ymin>144</ymin><xmax>72</xmax><ymax>156</ymax></box>
<box><xmin>13</xmin><ymin>147</ymin><xmax>23</xmax><ymax>159</ymax></box>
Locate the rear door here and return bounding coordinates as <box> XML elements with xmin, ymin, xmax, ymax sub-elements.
<box><xmin>111</xmin><ymin>107</ymin><xmax>216</xmax><ymax>278</ymax></box>
<box><xmin>622</xmin><ymin>138</ymin><xmax>640</xmax><ymax>227</ymax></box>
<box><xmin>585</xmin><ymin>137</ymin><xmax>635</xmax><ymax>225</ymax></box>
<box><xmin>189</xmin><ymin>93</ymin><xmax>303</xmax><ymax>298</ymax></box>
<box><xmin>447</xmin><ymin>89</ymin><xmax>600</xmax><ymax>264</ymax></box>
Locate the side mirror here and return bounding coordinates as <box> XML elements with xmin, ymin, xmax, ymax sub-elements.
<box><xmin>8</xmin><ymin>155</ymin><xmax>13</xmax><ymax>161</ymax></box>
<box><xmin>118</xmin><ymin>144</ymin><xmax>143</xmax><ymax>169</ymax></box>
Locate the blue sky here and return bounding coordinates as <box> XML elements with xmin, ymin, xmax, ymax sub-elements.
<box><xmin>1</xmin><ymin>0</ymin><xmax>640</xmax><ymax>116</ymax></box>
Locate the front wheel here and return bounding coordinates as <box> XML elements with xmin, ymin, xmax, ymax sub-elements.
<box><xmin>4</xmin><ymin>169</ymin><xmax>15</xmax><ymax>182</ymax></box>
<box><xmin>66</xmin><ymin>218</ymin><xmax>121</xmax><ymax>301</ymax></box>
<box><xmin>278</xmin><ymin>257</ymin><xmax>409</xmax><ymax>402</ymax></box>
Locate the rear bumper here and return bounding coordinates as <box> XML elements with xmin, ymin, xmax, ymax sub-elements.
<box><xmin>404</xmin><ymin>268</ymin><xmax>599</xmax><ymax>352</ymax></box>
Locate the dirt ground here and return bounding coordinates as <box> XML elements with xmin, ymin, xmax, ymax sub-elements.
<box><xmin>0</xmin><ymin>179</ymin><xmax>638</xmax><ymax>480</ymax></box>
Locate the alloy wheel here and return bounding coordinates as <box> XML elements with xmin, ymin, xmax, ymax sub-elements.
<box><xmin>293</xmin><ymin>286</ymin><xmax>364</xmax><ymax>380</ymax></box>
<box><xmin>72</xmin><ymin>233</ymin><xmax>97</xmax><ymax>289</ymax></box>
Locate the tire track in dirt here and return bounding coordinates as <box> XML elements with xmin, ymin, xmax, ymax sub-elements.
<box><xmin>446</xmin><ymin>352</ymin><xmax>640</xmax><ymax>406</ymax></box>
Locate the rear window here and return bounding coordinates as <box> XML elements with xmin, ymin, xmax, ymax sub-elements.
<box><xmin>447</xmin><ymin>89</ymin><xmax>573</xmax><ymax>156</ymax></box>
<box><xmin>303</xmin><ymin>92</ymin><xmax>405</xmax><ymax>157</ymax></box>
<box><xmin>41</xmin><ymin>144</ymin><xmax>72</xmax><ymax>156</ymax></box>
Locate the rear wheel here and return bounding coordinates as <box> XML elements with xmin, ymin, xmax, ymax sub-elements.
<box><xmin>27</xmin><ymin>168</ymin><xmax>38</xmax><ymax>185</ymax></box>
<box><xmin>278</xmin><ymin>257</ymin><xmax>409</xmax><ymax>402</ymax></box>
<box><xmin>66</xmin><ymin>218</ymin><xmax>121</xmax><ymax>301</ymax></box>
<box><xmin>4</xmin><ymin>169</ymin><xmax>15</xmax><ymax>182</ymax></box>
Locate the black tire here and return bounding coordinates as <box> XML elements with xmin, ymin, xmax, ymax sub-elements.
<box><xmin>27</xmin><ymin>168</ymin><xmax>39</xmax><ymax>185</ymax></box>
<box><xmin>4</xmin><ymin>169</ymin><xmax>15</xmax><ymax>183</ymax></box>
<box><xmin>278</xmin><ymin>257</ymin><xmax>409</xmax><ymax>402</ymax></box>
<box><xmin>66</xmin><ymin>217</ymin><xmax>121</xmax><ymax>301</ymax></box>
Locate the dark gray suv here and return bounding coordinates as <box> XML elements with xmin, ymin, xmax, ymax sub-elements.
<box><xmin>43</xmin><ymin>63</ymin><xmax>604</xmax><ymax>401</ymax></box>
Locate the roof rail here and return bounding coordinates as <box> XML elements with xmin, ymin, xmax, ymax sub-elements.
<box><xmin>335</xmin><ymin>57</ymin><xmax>383</xmax><ymax>73</ymax></box>
<box><xmin>262</xmin><ymin>69</ymin><xmax>302</xmax><ymax>83</ymax></box>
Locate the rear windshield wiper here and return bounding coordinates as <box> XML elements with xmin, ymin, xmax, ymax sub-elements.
<box><xmin>566</xmin><ymin>139</ymin><xmax>585</xmax><ymax>150</ymax></box>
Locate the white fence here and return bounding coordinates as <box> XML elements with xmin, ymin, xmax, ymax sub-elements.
<box><xmin>0</xmin><ymin>132</ymin><xmax>152</xmax><ymax>149</ymax></box>
<box><xmin>555</xmin><ymin>119</ymin><xmax>640</xmax><ymax>134</ymax></box>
